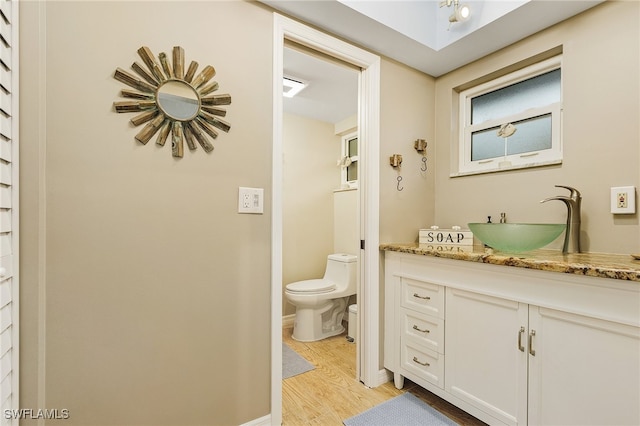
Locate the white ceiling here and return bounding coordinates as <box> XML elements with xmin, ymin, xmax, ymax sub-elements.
<box><xmin>269</xmin><ymin>0</ymin><xmax>604</xmax><ymax>124</ymax></box>
<box><xmin>283</xmin><ymin>47</ymin><xmax>359</xmax><ymax>124</ymax></box>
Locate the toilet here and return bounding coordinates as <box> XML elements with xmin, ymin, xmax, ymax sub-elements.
<box><xmin>285</xmin><ymin>253</ymin><xmax>357</xmax><ymax>342</ymax></box>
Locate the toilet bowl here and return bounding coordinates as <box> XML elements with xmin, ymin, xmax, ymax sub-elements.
<box><xmin>285</xmin><ymin>253</ymin><xmax>357</xmax><ymax>342</ymax></box>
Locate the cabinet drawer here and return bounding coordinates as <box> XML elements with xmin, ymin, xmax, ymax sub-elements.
<box><xmin>401</xmin><ymin>278</ymin><xmax>444</xmax><ymax>318</ymax></box>
<box><xmin>400</xmin><ymin>339</ymin><xmax>444</xmax><ymax>389</ymax></box>
<box><xmin>401</xmin><ymin>307</ymin><xmax>444</xmax><ymax>354</ymax></box>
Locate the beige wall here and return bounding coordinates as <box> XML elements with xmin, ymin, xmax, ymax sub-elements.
<box><xmin>380</xmin><ymin>59</ymin><xmax>437</xmax><ymax>243</ymax></box>
<box><xmin>378</xmin><ymin>58</ymin><xmax>436</xmax><ymax>368</ymax></box>
<box><xmin>282</xmin><ymin>113</ymin><xmax>340</xmax><ymax>316</ymax></box>
<box><xmin>20</xmin><ymin>1</ymin><xmax>272</xmax><ymax>425</ymax></box>
<box><xmin>434</xmin><ymin>1</ymin><xmax>640</xmax><ymax>254</ymax></box>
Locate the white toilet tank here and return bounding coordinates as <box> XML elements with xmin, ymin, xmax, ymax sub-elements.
<box><xmin>324</xmin><ymin>253</ymin><xmax>357</xmax><ymax>291</ymax></box>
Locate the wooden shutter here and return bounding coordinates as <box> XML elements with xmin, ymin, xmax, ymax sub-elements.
<box><xmin>0</xmin><ymin>0</ymin><xmax>18</xmax><ymax>423</ymax></box>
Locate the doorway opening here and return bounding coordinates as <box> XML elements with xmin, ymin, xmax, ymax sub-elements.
<box><xmin>281</xmin><ymin>42</ymin><xmax>360</xmax><ymax>340</ymax></box>
<box><xmin>271</xmin><ymin>14</ymin><xmax>382</xmax><ymax>425</ymax></box>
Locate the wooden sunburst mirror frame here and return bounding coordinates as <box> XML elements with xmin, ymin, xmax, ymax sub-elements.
<box><xmin>112</xmin><ymin>46</ymin><xmax>231</xmax><ymax>158</ymax></box>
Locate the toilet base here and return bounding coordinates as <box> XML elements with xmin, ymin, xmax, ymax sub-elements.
<box><xmin>291</xmin><ymin>297</ymin><xmax>348</xmax><ymax>342</ymax></box>
<box><xmin>292</xmin><ymin>324</ymin><xmax>345</xmax><ymax>342</ymax></box>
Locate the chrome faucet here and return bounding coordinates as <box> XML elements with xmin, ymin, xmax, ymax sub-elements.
<box><xmin>541</xmin><ymin>185</ymin><xmax>582</xmax><ymax>253</ymax></box>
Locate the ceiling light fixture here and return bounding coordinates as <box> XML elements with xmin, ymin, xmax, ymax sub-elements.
<box><xmin>439</xmin><ymin>0</ymin><xmax>471</xmax><ymax>26</ymax></box>
<box><xmin>283</xmin><ymin>76</ymin><xmax>308</xmax><ymax>98</ymax></box>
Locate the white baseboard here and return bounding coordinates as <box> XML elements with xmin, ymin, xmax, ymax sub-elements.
<box><xmin>282</xmin><ymin>314</ymin><xmax>295</xmax><ymax>328</ymax></box>
<box><xmin>376</xmin><ymin>368</ymin><xmax>393</xmax><ymax>387</ymax></box>
<box><xmin>240</xmin><ymin>414</ymin><xmax>271</xmax><ymax>426</ymax></box>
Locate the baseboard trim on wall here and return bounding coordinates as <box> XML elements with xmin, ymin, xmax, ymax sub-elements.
<box><xmin>282</xmin><ymin>314</ymin><xmax>295</xmax><ymax>328</ymax></box>
<box><xmin>376</xmin><ymin>368</ymin><xmax>393</xmax><ymax>387</ymax></box>
<box><xmin>240</xmin><ymin>414</ymin><xmax>271</xmax><ymax>426</ymax></box>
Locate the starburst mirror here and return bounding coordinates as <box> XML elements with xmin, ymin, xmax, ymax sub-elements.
<box><xmin>112</xmin><ymin>46</ymin><xmax>231</xmax><ymax>158</ymax></box>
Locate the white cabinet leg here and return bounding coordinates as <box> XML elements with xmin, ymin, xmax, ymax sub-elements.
<box><xmin>394</xmin><ymin>372</ymin><xmax>405</xmax><ymax>389</ymax></box>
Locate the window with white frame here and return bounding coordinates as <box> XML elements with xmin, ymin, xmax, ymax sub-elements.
<box><xmin>456</xmin><ymin>55</ymin><xmax>563</xmax><ymax>176</ymax></box>
<box><xmin>339</xmin><ymin>132</ymin><xmax>358</xmax><ymax>188</ymax></box>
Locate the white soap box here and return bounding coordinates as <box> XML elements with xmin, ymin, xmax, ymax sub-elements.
<box><xmin>418</xmin><ymin>228</ymin><xmax>473</xmax><ymax>246</ymax></box>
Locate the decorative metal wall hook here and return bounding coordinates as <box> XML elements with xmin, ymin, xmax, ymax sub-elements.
<box><xmin>389</xmin><ymin>154</ymin><xmax>403</xmax><ymax>168</ymax></box>
<box><xmin>414</xmin><ymin>139</ymin><xmax>427</xmax><ymax>153</ymax></box>
<box><xmin>389</xmin><ymin>154</ymin><xmax>404</xmax><ymax>191</ymax></box>
<box><xmin>414</xmin><ymin>139</ymin><xmax>428</xmax><ymax>172</ymax></box>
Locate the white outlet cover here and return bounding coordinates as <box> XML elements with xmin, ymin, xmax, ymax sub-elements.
<box><xmin>610</xmin><ymin>186</ymin><xmax>636</xmax><ymax>214</ymax></box>
<box><xmin>238</xmin><ymin>187</ymin><xmax>264</xmax><ymax>214</ymax></box>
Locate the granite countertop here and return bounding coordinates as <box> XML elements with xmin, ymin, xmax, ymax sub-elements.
<box><xmin>380</xmin><ymin>242</ymin><xmax>640</xmax><ymax>282</ymax></box>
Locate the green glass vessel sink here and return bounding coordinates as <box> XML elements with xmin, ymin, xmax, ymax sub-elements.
<box><xmin>468</xmin><ymin>223</ymin><xmax>566</xmax><ymax>253</ymax></box>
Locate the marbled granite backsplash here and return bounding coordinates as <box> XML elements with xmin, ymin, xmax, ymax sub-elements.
<box><xmin>380</xmin><ymin>243</ymin><xmax>640</xmax><ymax>282</ymax></box>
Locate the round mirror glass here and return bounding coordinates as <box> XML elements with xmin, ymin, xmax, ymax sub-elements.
<box><xmin>156</xmin><ymin>80</ymin><xmax>200</xmax><ymax>121</ymax></box>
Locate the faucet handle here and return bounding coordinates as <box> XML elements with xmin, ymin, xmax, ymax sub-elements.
<box><xmin>555</xmin><ymin>185</ymin><xmax>581</xmax><ymax>199</ymax></box>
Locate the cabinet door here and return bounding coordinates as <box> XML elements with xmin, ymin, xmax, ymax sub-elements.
<box><xmin>528</xmin><ymin>306</ymin><xmax>640</xmax><ymax>426</ymax></box>
<box><xmin>446</xmin><ymin>288</ymin><xmax>528</xmax><ymax>426</ymax></box>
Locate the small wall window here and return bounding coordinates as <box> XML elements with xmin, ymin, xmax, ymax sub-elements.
<box><xmin>456</xmin><ymin>55</ymin><xmax>562</xmax><ymax>176</ymax></box>
<box><xmin>340</xmin><ymin>132</ymin><xmax>358</xmax><ymax>188</ymax></box>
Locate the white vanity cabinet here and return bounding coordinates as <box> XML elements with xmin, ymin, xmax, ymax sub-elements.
<box><xmin>445</xmin><ymin>288</ymin><xmax>528</xmax><ymax>425</ymax></box>
<box><xmin>396</xmin><ymin>278</ymin><xmax>445</xmax><ymax>390</ymax></box>
<box><xmin>384</xmin><ymin>251</ymin><xmax>640</xmax><ymax>426</ymax></box>
<box><xmin>527</xmin><ymin>305</ymin><xmax>640</xmax><ymax>426</ymax></box>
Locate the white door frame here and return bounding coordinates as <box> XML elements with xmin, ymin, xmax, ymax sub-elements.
<box><xmin>271</xmin><ymin>13</ymin><xmax>381</xmax><ymax>425</ymax></box>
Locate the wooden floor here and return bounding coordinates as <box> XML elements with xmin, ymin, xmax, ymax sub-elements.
<box><xmin>282</xmin><ymin>326</ymin><xmax>486</xmax><ymax>425</ymax></box>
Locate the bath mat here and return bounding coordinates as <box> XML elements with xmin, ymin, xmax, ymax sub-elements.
<box><xmin>343</xmin><ymin>393</ymin><xmax>459</xmax><ymax>426</ymax></box>
<box><xmin>282</xmin><ymin>343</ymin><xmax>315</xmax><ymax>379</ymax></box>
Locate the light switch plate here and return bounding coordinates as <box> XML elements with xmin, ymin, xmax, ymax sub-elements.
<box><xmin>610</xmin><ymin>186</ymin><xmax>636</xmax><ymax>214</ymax></box>
<box><xmin>238</xmin><ymin>187</ymin><xmax>264</xmax><ymax>214</ymax></box>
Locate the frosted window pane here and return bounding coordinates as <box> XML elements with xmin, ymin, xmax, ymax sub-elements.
<box><xmin>471</xmin><ymin>69</ymin><xmax>560</xmax><ymax>124</ymax></box>
<box><xmin>471</xmin><ymin>114</ymin><xmax>552</xmax><ymax>161</ymax></box>
<box><xmin>347</xmin><ymin>161</ymin><xmax>358</xmax><ymax>181</ymax></box>
<box><xmin>348</xmin><ymin>137</ymin><xmax>358</xmax><ymax>157</ymax></box>
<box><xmin>505</xmin><ymin>114</ymin><xmax>552</xmax><ymax>155</ymax></box>
<box><xmin>471</xmin><ymin>127</ymin><xmax>503</xmax><ymax>161</ymax></box>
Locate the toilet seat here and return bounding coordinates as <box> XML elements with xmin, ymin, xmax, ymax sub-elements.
<box><xmin>286</xmin><ymin>279</ymin><xmax>335</xmax><ymax>294</ymax></box>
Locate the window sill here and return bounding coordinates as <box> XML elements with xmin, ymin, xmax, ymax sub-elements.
<box><xmin>450</xmin><ymin>159</ymin><xmax>562</xmax><ymax>178</ymax></box>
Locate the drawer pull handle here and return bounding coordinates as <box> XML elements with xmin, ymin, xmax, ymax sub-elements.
<box><xmin>413</xmin><ymin>293</ymin><xmax>431</xmax><ymax>300</ymax></box>
<box><xmin>529</xmin><ymin>330</ymin><xmax>536</xmax><ymax>356</ymax></box>
<box><xmin>412</xmin><ymin>356</ymin><xmax>430</xmax><ymax>367</ymax></box>
<box><xmin>518</xmin><ymin>326</ymin><xmax>525</xmax><ymax>352</ymax></box>
<box><xmin>413</xmin><ymin>325</ymin><xmax>430</xmax><ymax>334</ymax></box>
